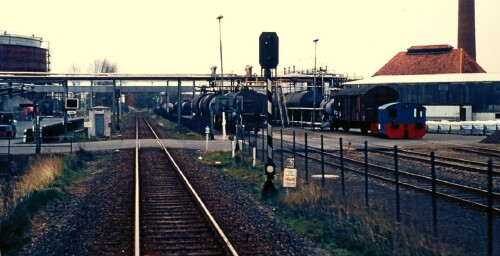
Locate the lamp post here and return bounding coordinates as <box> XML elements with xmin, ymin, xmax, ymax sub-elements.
<box><xmin>217</xmin><ymin>15</ymin><xmax>224</xmax><ymax>91</ymax></box>
<box><xmin>217</xmin><ymin>15</ymin><xmax>228</xmax><ymax>140</ymax></box>
<box><xmin>312</xmin><ymin>38</ymin><xmax>319</xmax><ymax>131</ymax></box>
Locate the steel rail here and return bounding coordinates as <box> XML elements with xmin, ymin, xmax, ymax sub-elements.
<box><xmin>303</xmin><ymin>147</ymin><xmax>500</xmax><ymax>200</ymax></box>
<box><xmin>450</xmin><ymin>146</ymin><xmax>500</xmax><ymax>159</ymax></box>
<box><xmin>134</xmin><ymin>116</ymin><xmax>140</xmax><ymax>256</ymax></box>
<box><xmin>292</xmin><ymin>137</ymin><xmax>500</xmax><ymax>176</ymax></box>
<box><xmin>368</xmin><ymin>147</ymin><xmax>500</xmax><ymax>174</ymax></box>
<box><xmin>284</xmin><ymin>148</ymin><xmax>500</xmax><ymax>215</ymax></box>
<box><xmin>142</xmin><ymin>116</ymin><xmax>238</xmax><ymax>256</ymax></box>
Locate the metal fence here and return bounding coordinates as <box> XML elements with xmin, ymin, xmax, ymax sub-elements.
<box><xmin>235</xmin><ymin>128</ymin><xmax>498</xmax><ymax>256</ymax></box>
<box><xmin>0</xmin><ymin>137</ymin><xmax>74</xmax><ymax>174</ymax></box>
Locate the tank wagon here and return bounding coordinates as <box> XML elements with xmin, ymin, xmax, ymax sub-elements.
<box><xmin>323</xmin><ymin>86</ymin><xmax>427</xmax><ymax>138</ymax></box>
<box><xmin>214</xmin><ymin>88</ymin><xmax>267</xmax><ymax>130</ymax></box>
<box><xmin>156</xmin><ymin>88</ymin><xmax>267</xmax><ymax>134</ymax></box>
<box><xmin>285</xmin><ymin>90</ymin><xmax>323</xmax><ymax>126</ymax></box>
<box><xmin>192</xmin><ymin>93</ymin><xmax>217</xmax><ymax>118</ymax></box>
<box><xmin>172</xmin><ymin>100</ymin><xmax>192</xmax><ymax>116</ymax></box>
<box><xmin>157</xmin><ymin>84</ymin><xmax>426</xmax><ymax>139</ymax></box>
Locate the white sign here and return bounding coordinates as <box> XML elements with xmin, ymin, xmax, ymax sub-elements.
<box><xmin>286</xmin><ymin>157</ymin><xmax>295</xmax><ymax>168</ymax></box>
<box><xmin>283</xmin><ymin>168</ymin><xmax>297</xmax><ymax>188</ymax></box>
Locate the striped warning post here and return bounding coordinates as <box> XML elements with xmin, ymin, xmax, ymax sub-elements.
<box><xmin>267</xmin><ymin>77</ymin><xmax>273</xmax><ymax>168</ymax></box>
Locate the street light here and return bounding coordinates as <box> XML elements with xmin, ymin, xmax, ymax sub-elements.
<box><xmin>312</xmin><ymin>38</ymin><xmax>319</xmax><ymax>131</ymax></box>
<box><xmin>217</xmin><ymin>15</ymin><xmax>224</xmax><ymax>91</ymax></box>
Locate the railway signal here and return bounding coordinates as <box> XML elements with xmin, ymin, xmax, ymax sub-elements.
<box><xmin>260</xmin><ymin>32</ymin><xmax>279</xmax><ymax>198</ymax></box>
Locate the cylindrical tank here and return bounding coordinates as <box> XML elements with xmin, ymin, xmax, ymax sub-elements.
<box><xmin>285</xmin><ymin>91</ymin><xmax>323</xmax><ymax>108</ymax></box>
<box><xmin>233</xmin><ymin>88</ymin><xmax>266</xmax><ymax>116</ymax></box>
<box><xmin>199</xmin><ymin>94</ymin><xmax>216</xmax><ymax>117</ymax></box>
<box><xmin>323</xmin><ymin>98</ymin><xmax>335</xmax><ymax>116</ymax></box>
<box><xmin>173</xmin><ymin>100</ymin><xmax>192</xmax><ymax>115</ymax></box>
<box><xmin>0</xmin><ymin>34</ymin><xmax>49</xmax><ymax>72</ymax></box>
<box><xmin>191</xmin><ymin>93</ymin><xmax>207</xmax><ymax>116</ymax></box>
<box><xmin>181</xmin><ymin>100</ymin><xmax>192</xmax><ymax>115</ymax></box>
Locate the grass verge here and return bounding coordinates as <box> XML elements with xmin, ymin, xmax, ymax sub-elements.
<box><xmin>198</xmin><ymin>150</ymin><xmax>457</xmax><ymax>255</ymax></box>
<box><xmin>0</xmin><ymin>149</ymin><xmax>93</xmax><ymax>255</ymax></box>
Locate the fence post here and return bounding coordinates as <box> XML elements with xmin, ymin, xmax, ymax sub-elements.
<box><xmin>431</xmin><ymin>151</ymin><xmax>437</xmax><ymax>234</ymax></box>
<box><xmin>280</xmin><ymin>129</ymin><xmax>283</xmax><ymax>172</ymax></box>
<box><xmin>8</xmin><ymin>138</ymin><xmax>12</xmax><ymax>173</ymax></box>
<box><xmin>487</xmin><ymin>159</ymin><xmax>493</xmax><ymax>256</ymax></box>
<box><xmin>254</xmin><ymin>130</ymin><xmax>258</xmax><ymax>161</ymax></box>
<box><xmin>394</xmin><ymin>145</ymin><xmax>400</xmax><ymax>223</ymax></box>
<box><xmin>321</xmin><ymin>135</ymin><xmax>325</xmax><ymax>187</ymax></box>
<box><xmin>339</xmin><ymin>138</ymin><xmax>345</xmax><ymax>198</ymax></box>
<box><xmin>364</xmin><ymin>141</ymin><xmax>369</xmax><ymax>210</ymax></box>
<box><xmin>305</xmin><ymin>132</ymin><xmax>308</xmax><ymax>182</ymax></box>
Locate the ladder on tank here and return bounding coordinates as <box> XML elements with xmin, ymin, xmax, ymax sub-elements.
<box><xmin>276</xmin><ymin>83</ymin><xmax>289</xmax><ymax>127</ymax></box>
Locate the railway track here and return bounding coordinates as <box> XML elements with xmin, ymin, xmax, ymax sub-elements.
<box><xmin>450</xmin><ymin>145</ymin><xmax>500</xmax><ymax>159</ymax></box>
<box><xmin>277</xmin><ymin>138</ymin><xmax>500</xmax><ymax>216</ymax></box>
<box><xmin>135</xmin><ymin>113</ymin><xmax>237</xmax><ymax>255</ymax></box>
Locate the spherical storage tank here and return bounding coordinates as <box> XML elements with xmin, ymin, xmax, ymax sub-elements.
<box><xmin>0</xmin><ymin>33</ymin><xmax>49</xmax><ymax>72</ymax></box>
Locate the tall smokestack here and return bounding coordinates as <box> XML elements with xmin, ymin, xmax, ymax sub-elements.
<box><xmin>458</xmin><ymin>0</ymin><xmax>476</xmax><ymax>60</ymax></box>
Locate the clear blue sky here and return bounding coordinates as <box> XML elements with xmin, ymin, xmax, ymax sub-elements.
<box><xmin>2</xmin><ymin>0</ymin><xmax>499</xmax><ymax>78</ymax></box>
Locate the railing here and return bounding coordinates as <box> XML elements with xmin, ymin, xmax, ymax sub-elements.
<box><xmin>0</xmin><ymin>137</ymin><xmax>75</xmax><ymax>173</ymax></box>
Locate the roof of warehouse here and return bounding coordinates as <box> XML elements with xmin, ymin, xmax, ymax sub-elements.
<box><xmin>373</xmin><ymin>45</ymin><xmax>486</xmax><ymax>76</ymax></box>
<box><xmin>344</xmin><ymin>73</ymin><xmax>500</xmax><ymax>85</ymax></box>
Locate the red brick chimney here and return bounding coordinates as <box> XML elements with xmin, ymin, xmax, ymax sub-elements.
<box><xmin>458</xmin><ymin>0</ymin><xmax>476</xmax><ymax>60</ymax></box>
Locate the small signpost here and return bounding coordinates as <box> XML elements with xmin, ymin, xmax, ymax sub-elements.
<box><xmin>283</xmin><ymin>157</ymin><xmax>297</xmax><ymax>188</ymax></box>
<box><xmin>283</xmin><ymin>168</ymin><xmax>297</xmax><ymax>188</ymax></box>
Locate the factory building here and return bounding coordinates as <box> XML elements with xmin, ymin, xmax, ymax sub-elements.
<box><xmin>344</xmin><ymin>73</ymin><xmax>500</xmax><ymax>121</ymax></box>
<box><xmin>373</xmin><ymin>44</ymin><xmax>485</xmax><ymax>76</ymax></box>
<box><xmin>344</xmin><ymin>0</ymin><xmax>499</xmax><ymax>122</ymax></box>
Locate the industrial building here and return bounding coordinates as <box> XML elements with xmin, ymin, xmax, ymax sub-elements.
<box><xmin>344</xmin><ymin>0</ymin><xmax>499</xmax><ymax>122</ymax></box>
<box><xmin>344</xmin><ymin>73</ymin><xmax>500</xmax><ymax>121</ymax></box>
<box><xmin>373</xmin><ymin>44</ymin><xmax>485</xmax><ymax>76</ymax></box>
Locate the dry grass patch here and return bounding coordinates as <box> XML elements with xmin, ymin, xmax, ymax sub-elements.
<box><xmin>12</xmin><ymin>155</ymin><xmax>63</xmax><ymax>203</ymax></box>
